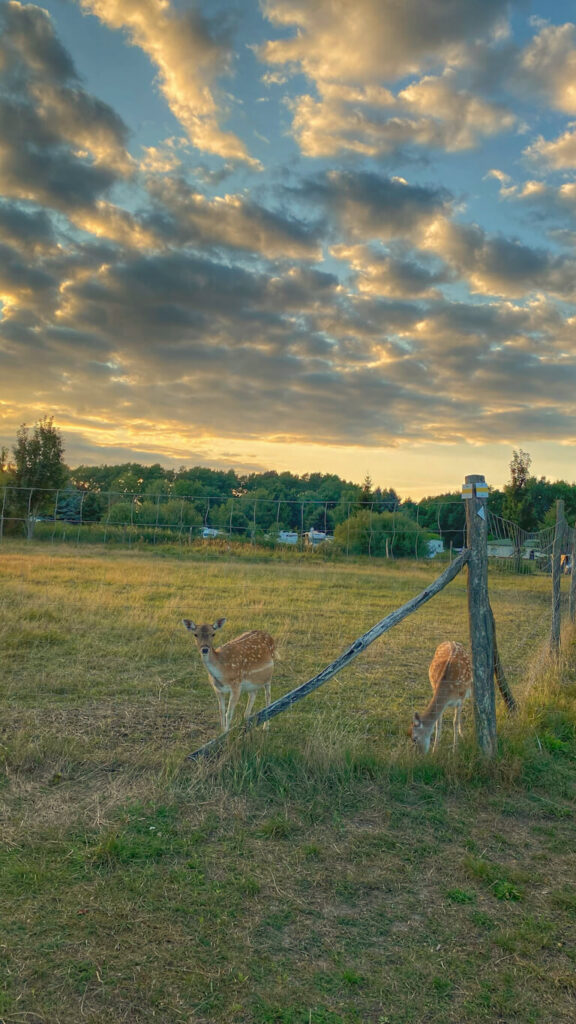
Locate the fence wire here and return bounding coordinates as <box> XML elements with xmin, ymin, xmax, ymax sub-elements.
<box><xmin>2</xmin><ymin>485</ymin><xmax>574</xmax><ymax>573</ymax></box>
<box><xmin>0</xmin><ymin>484</ymin><xmax>469</xmax><ymax>558</ymax></box>
<box><xmin>488</xmin><ymin>511</ymin><xmax>574</xmax><ymax>574</ymax></box>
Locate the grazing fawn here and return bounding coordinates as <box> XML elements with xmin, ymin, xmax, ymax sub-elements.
<box><xmin>410</xmin><ymin>640</ymin><xmax>472</xmax><ymax>754</ymax></box>
<box><xmin>182</xmin><ymin>618</ymin><xmax>276</xmax><ymax>733</ymax></box>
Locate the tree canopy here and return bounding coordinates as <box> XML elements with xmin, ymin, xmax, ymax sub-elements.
<box><xmin>8</xmin><ymin>418</ymin><xmax>68</xmax><ymax>536</ymax></box>
<box><xmin>2</xmin><ymin>425</ymin><xmax>576</xmax><ymax>545</ymax></box>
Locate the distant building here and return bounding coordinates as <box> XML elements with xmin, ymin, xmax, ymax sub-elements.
<box><xmin>277</xmin><ymin>531</ymin><xmax>299</xmax><ymax>545</ymax></box>
<box><xmin>305</xmin><ymin>529</ymin><xmax>334</xmax><ymax>547</ymax></box>
<box><xmin>426</xmin><ymin>539</ymin><xmax>444</xmax><ymax>558</ymax></box>
<box><xmin>487</xmin><ymin>540</ymin><xmax>546</xmax><ymax>560</ymax></box>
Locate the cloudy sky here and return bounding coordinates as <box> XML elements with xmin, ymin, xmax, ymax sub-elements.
<box><xmin>1</xmin><ymin>0</ymin><xmax>576</xmax><ymax>497</ymax></box>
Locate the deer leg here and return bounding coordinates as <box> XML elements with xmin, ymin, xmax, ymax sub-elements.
<box><xmin>225</xmin><ymin>688</ymin><xmax>241</xmax><ymax>732</ymax></box>
<box><xmin>244</xmin><ymin>685</ymin><xmax>271</xmax><ymax>730</ymax></box>
<box><xmin>432</xmin><ymin>714</ymin><xmax>443</xmax><ymax>752</ymax></box>
<box><xmin>210</xmin><ymin>677</ymin><xmax>227</xmax><ymax>732</ymax></box>
<box><xmin>453</xmin><ymin>705</ymin><xmax>463</xmax><ymax>748</ymax></box>
<box><xmin>244</xmin><ymin>691</ymin><xmax>257</xmax><ymax>723</ymax></box>
<box><xmin>217</xmin><ymin>693</ymin><xmax>227</xmax><ymax>731</ymax></box>
<box><xmin>452</xmin><ymin>708</ymin><xmax>458</xmax><ymax>750</ymax></box>
<box><xmin>262</xmin><ymin>681</ymin><xmax>271</xmax><ymax>731</ymax></box>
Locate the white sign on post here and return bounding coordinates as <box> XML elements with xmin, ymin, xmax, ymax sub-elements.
<box><xmin>461</xmin><ymin>480</ymin><xmax>489</xmax><ymax>500</ymax></box>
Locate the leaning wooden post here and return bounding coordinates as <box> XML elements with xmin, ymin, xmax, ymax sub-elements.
<box><xmin>464</xmin><ymin>474</ymin><xmax>497</xmax><ymax>756</ymax></box>
<box><xmin>551</xmin><ymin>499</ymin><xmax>565</xmax><ymax>656</ymax></box>
<box><xmin>565</xmin><ymin>520</ymin><xmax>569</xmax><ymax>622</ymax></box>
<box><xmin>490</xmin><ymin>605</ymin><xmax>516</xmax><ymax>713</ymax></box>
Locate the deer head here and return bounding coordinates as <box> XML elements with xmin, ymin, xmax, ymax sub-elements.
<box><xmin>409</xmin><ymin>712</ymin><xmax>432</xmax><ymax>754</ymax></box>
<box><xmin>182</xmin><ymin>618</ymin><xmax>226</xmax><ymax>655</ymax></box>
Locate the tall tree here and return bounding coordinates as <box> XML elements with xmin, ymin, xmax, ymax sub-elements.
<box><xmin>11</xmin><ymin>417</ymin><xmax>68</xmax><ymax>537</ymax></box>
<box><xmin>359</xmin><ymin>473</ymin><xmax>374</xmax><ymax>507</ymax></box>
<box><xmin>502</xmin><ymin>449</ymin><xmax>538</xmax><ymax>531</ymax></box>
<box><xmin>509</xmin><ymin>449</ymin><xmax>532</xmax><ymax>490</ymax></box>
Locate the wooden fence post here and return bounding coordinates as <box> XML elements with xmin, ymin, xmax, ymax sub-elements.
<box><xmin>551</xmin><ymin>499</ymin><xmax>565</xmax><ymax>655</ymax></box>
<box><xmin>565</xmin><ymin>520</ymin><xmax>569</xmax><ymax>622</ymax></box>
<box><xmin>0</xmin><ymin>485</ymin><xmax>6</xmax><ymax>541</ymax></box>
<box><xmin>464</xmin><ymin>474</ymin><xmax>497</xmax><ymax>757</ymax></box>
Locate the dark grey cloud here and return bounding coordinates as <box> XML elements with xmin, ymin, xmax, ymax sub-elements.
<box><xmin>0</xmin><ymin>200</ymin><xmax>57</xmax><ymax>251</ymax></box>
<box><xmin>44</xmin><ymin>325</ymin><xmax>111</xmax><ymax>354</ymax></box>
<box><xmin>0</xmin><ymin>1</ymin><xmax>78</xmax><ymax>84</ymax></box>
<box><xmin>469</xmin><ymin>407</ymin><xmax>576</xmax><ymax>442</ymax></box>
<box><xmin>337</xmin><ymin>244</ymin><xmax>453</xmax><ymax>297</ymax></box>
<box><xmin>266</xmin><ymin>267</ymin><xmax>339</xmax><ymax>308</ymax></box>
<box><xmin>62</xmin><ymin>250</ymin><xmax>340</xmax><ymax>340</ymax></box>
<box><xmin>0</xmin><ymin>242</ymin><xmax>56</xmax><ymax>294</ymax></box>
<box><xmin>369</xmin><ymin>255</ymin><xmax>450</xmax><ymax>296</ymax></box>
<box><xmin>430</xmin><ymin>220</ymin><xmax>576</xmax><ymax>297</ymax></box>
<box><xmin>0</xmin><ymin>0</ymin><xmax>131</xmax><ymax>215</ymax></box>
<box><xmin>421</xmin><ymin>299</ymin><xmax>534</xmax><ymax>340</ymax></box>
<box><xmin>260</xmin><ymin>0</ymin><xmax>513</xmax><ymax>84</ymax></box>
<box><xmin>0</xmin><ymin>96</ymin><xmax>119</xmax><ymax>209</ymax></box>
<box><xmin>299</xmin><ymin>171</ymin><xmax>452</xmax><ymax>241</ymax></box>
<box><xmin>145</xmin><ymin>176</ymin><xmax>321</xmax><ymax>258</ymax></box>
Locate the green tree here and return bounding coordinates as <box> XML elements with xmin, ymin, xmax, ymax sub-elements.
<box><xmin>502</xmin><ymin>450</ymin><xmax>538</xmax><ymax>530</ymax></box>
<box><xmin>415</xmin><ymin>492</ymin><xmax>466</xmax><ymax>550</ymax></box>
<box><xmin>56</xmin><ymin>486</ymin><xmax>104</xmax><ymax>524</ymax></box>
<box><xmin>359</xmin><ymin>473</ymin><xmax>374</xmax><ymax>507</ymax></box>
<box><xmin>0</xmin><ymin>445</ymin><xmax>13</xmax><ymax>488</ymax></box>
<box><xmin>10</xmin><ymin>417</ymin><xmax>68</xmax><ymax>537</ymax></box>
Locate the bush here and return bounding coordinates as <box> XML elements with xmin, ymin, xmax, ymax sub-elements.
<box><xmin>334</xmin><ymin>509</ymin><xmax>433</xmax><ymax>557</ymax></box>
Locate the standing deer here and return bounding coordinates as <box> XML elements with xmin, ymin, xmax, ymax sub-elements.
<box><xmin>182</xmin><ymin>618</ymin><xmax>276</xmax><ymax>733</ymax></box>
<box><xmin>409</xmin><ymin>641</ymin><xmax>472</xmax><ymax>753</ymax></box>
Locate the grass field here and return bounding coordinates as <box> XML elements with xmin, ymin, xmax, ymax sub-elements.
<box><xmin>1</xmin><ymin>541</ymin><xmax>576</xmax><ymax>1024</ymax></box>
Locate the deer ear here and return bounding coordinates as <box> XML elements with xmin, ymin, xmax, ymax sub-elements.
<box><xmin>183</xmin><ymin>619</ymin><xmax>196</xmax><ymax>631</ymax></box>
<box><xmin>213</xmin><ymin>617</ymin><xmax>226</xmax><ymax>630</ymax></box>
<box><xmin>413</xmin><ymin>712</ymin><xmax>421</xmax><ymax>726</ymax></box>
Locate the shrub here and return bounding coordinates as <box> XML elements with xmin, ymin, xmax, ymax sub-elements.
<box><xmin>333</xmin><ymin>509</ymin><xmax>433</xmax><ymax>557</ymax></box>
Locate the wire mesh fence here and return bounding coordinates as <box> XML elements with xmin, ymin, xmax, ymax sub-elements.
<box><xmin>2</xmin><ymin>484</ymin><xmax>574</xmax><ymax>574</ymax></box>
<box><xmin>488</xmin><ymin>510</ymin><xmax>574</xmax><ymax>575</ymax></box>
<box><xmin>0</xmin><ymin>484</ymin><xmax>466</xmax><ymax>558</ymax></box>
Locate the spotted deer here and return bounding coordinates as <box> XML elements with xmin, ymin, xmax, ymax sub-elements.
<box><xmin>409</xmin><ymin>641</ymin><xmax>472</xmax><ymax>754</ymax></box>
<box><xmin>182</xmin><ymin>618</ymin><xmax>276</xmax><ymax>733</ymax></box>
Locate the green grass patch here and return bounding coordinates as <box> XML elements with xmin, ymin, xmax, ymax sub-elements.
<box><xmin>1</xmin><ymin>542</ymin><xmax>576</xmax><ymax>1023</ymax></box>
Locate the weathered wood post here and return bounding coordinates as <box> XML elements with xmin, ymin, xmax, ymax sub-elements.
<box><xmin>565</xmin><ymin>520</ymin><xmax>569</xmax><ymax>622</ymax></box>
<box><xmin>0</xmin><ymin>485</ymin><xmax>6</xmax><ymax>541</ymax></box>
<box><xmin>490</xmin><ymin>605</ymin><xmax>516</xmax><ymax>713</ymax></box>
<box><xmin>464</xmin><ymin>474</ymin><xmax>497</xmax><ymax>756</ymax></box>
<box><xmin>551</xmin><ymin>499</ymin><xmax>565</xmax><ymax>656</ymax></box>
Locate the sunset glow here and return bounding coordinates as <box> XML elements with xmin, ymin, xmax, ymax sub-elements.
<box><xmin>2</xmin><ymin>0</ymin><xmax>576</xmax><ymax>496</ymax></box>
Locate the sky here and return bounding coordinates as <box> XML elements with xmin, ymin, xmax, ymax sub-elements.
<box><xmin>1</xmin><ymin>0</ymin><xmax>576</xmax><ymax>498</ymax></box>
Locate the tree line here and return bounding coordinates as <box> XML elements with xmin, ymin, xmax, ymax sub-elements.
<box><xmin>1</xmin><ymin>421</ymin><xmax>575</xmax><ymax>554</ymax></box>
